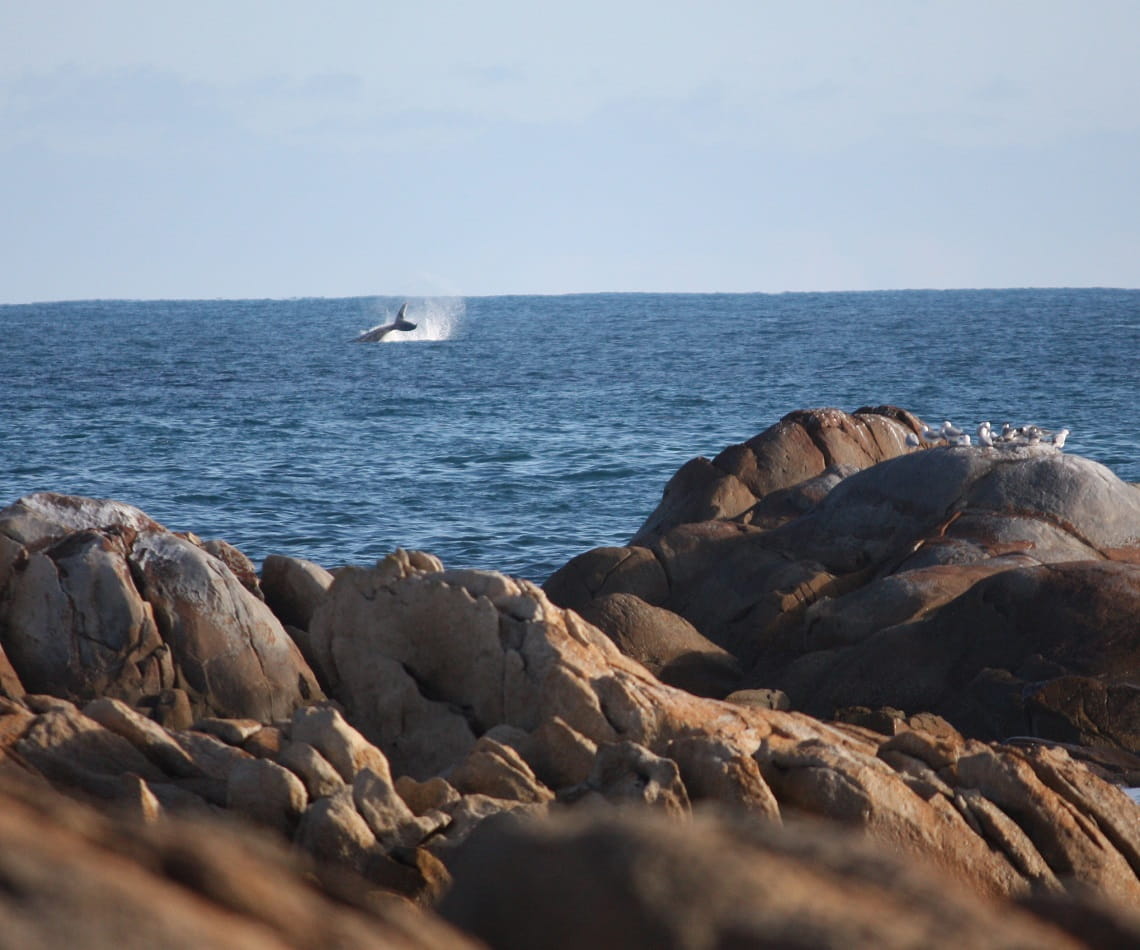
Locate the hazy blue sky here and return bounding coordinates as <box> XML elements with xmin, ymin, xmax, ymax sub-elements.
<box><xmin>2</xmin><ymin>1</ymin><xmax>1138</xmax><ymax>300</ymax></box>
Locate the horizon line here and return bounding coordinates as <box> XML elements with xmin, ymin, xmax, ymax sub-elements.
<box><xmin>3</xmin><ymin>284</ymin><xmax>1139</xmax><ymax>307</ymax></box>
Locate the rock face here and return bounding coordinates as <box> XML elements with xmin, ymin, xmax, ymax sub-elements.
<box><xmin>545</xmin><ymin>407</ymin><xmax>1140</xmax><ymax>763</ymax></box>
<box><xmin>0</xmin><ymin>493</ymin><xmax>323</xmax><ymax>721</ymax></box>
<box><xmin>13</xmin><ymin>535</ymin><xmax>1137</xmax><ymax>910</ymax></box>
<box><xmin>299</xmin><ymin>553</ymin><xmax>1140</xmax><ymax>904</ymax></box>
<box><xmin>3</xmin><ymin>403</ymin><xmax>1140</xmax><ymax>948</ymax></box>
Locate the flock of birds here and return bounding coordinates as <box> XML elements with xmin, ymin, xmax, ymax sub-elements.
<box><xmin>906</xmin><ymin>420</ymin><xmax>1070</xmax><ymax>450</ymax></box>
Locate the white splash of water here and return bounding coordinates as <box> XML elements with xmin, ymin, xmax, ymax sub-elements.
<box><xmin>362</xmin><ymin>297</ymin><xmax>465</xmax><ymax>343</ymax></box>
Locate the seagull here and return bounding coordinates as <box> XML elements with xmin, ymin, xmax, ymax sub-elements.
<box><xmin>905</xmin><ymin>432</ymin><xmax>921</xmax><ymax>448</ymax></box>
<box><xmin>1052</xmin><ymin>428</ymin><xmax>1070</xmax><ymax>449</ymax></box>
<box><xmin>953</xmin><ymin>433</ymin><xmax>972</xmax><ymax>447</ymax></box>
<box><xmin>999</xmin><ymin>422</ymin><xmax>1016</xmax><ymax>442</ymax></box>
<box><xmin>977</xmin><ymin>421</ymin><xmax>994</xmax><ymax>447</ymax></box>
<box><xmin>1024</xmin><ymin>425</ymin><xmax>1042</xmax><ymax>445</ymax></box>
<box><xmin>921</xmin><ymin>423</ymin><xmax>943</xmax><ymax>442</ymax></box>
<box><xmin>941</xmin><ymin>420</ymin><xmax>964</xmax><ymax>439</ymax></box>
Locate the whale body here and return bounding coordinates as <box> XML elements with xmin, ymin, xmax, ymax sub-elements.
<box><xmin>354</xmin><ymin>303</ymin><xmax>417</xmax><ymax>342</ymax></box>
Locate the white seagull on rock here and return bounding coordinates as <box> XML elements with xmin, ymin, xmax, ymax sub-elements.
<box><xmin>1052</xmin><ymin>428</ymin><xmax>1070</xmax><ymax>449</ymax></box>
<box><xmin>941</xmin><ymin>420</ymin><xmax>965</xmax><ymax>439</ymax></box>
<box><xmin>977</xmin><ymin>421</ymin><xmax>994</xmax><ymax>447</ymax></box>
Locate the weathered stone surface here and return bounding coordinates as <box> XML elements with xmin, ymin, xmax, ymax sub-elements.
<box><xmin>780</xmin><ymin>561</ymin><xmax>1140</xmax><ymax>749</ymax></box>
<box><xmin>448</xmin><ymin>736</ymin><xmax>554</xmax><ymax>804</ymax></box>
<box><xmin>628</xmin><ymin>406</ymin><xmax>922</xmax><ymax>547</ymax></box>
<box><xmin>1</xmin><ymin>528</ymin><xmax>172</xmax><ymax>702</ymax></box>
<box><xmin>146</xmin><ymin>687</ymin><xmax>194</xmax><ymax>730</ymax></box>
<box><xmin>517</xmin><ymin>716</ymin><xmax>598</xmax><ymax>790</ymax></box>
<box><xmin>543</xmin><ymin>409</ymin><xmax>1140</xmax><ymax>762</ymax></box>
<box><xmin>5</xmin><ymin>415</ymin><xmax>1140</xmax><ymax>928</ymax></box>
<box><xmin>439</xmin><ymin>807</ymin><xmax>1080</xmax><ymax>950</ymax></box>
<box><xmin>0</xmin><ymin>493</ymin><xmax>162</xmax><ymax>547</ymax></box>
<box><xmin>277</xmin><ymin>740</ymin><xmax>345</xmax><ymax>800</ymax></box>
<box><xmin>261</xmin><ymin>553</ymin><xmax>335</xmax><ymax>632</ymax></box>
<box><xmin>302</xmin><ymin>553</ymin><xmax>1140</xmax><ymax>900</ymax></box>
<box><xmin>395</xmin><ymin>775</ymin><xmax>461</xmax><ymax>816</ymax></box>
<box><xmin>543</xmin><ymin>545</ymin><xmax>670</xmax><ymax>614</ymax></box>
<box><xmin>226</xmin><ymin>756</ymin><xmax>308</xmax><ymax>835</ymax></box>
<box><xmin>564</xmin><ymin>740</ymin><xmax>691</xmax><ymax>815</ymax></box>
<box><xmin>200</xmin><ymin>538</ymin><xmax>263</xmax><ymax>599</ymax></box>
<box><xmin>165</xmin><ymin>728</ymin><xmax>253</xmax><ymax>805</ymax></box>
<box><xmin>308</xmin><ymin>558</ymin><xmax>526</xmax><ymax>779</ymax></box>
<box><xmin>83</xmin><ymin>697</ymin><xmax>201</xmax><ymax>777</ymax></box>
<box><xmin>953</xmin><ymin>743</ymin><xmax>1140</xmax><ymax>903</ymax></box>
<box><xmin>353</xmin><ymin>767</ymin><xmax>446</xmax><ymax>849</ymax></box>
<box><xmin>0</xmin><ymin>492</ymin><xmax>324</xmax><ymax>722</ymax></box>
<box><xmin>290</xmin><ymin>703</ymin><xmax>393</xmax><ymax>784</ymax></box>
<box><xmin>16</xmin><ymin>704</ymin><xmax>168</xmax><ymax>789</ymax></box>
<box><xmin>131</xmin><ymin>531</ymin><xmax>323</xmax><ymax>721</ymax></box>
<box><xmin>293</xmin><ymin>786</ymin><xmax>377</xmax><ymax>875</ymax></box>
<box><xmin>667</xmin><ymin>734</ymin><xmax>780</xmax><ymax>820</ymax></box>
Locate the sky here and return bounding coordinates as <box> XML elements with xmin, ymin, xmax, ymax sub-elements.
<box><xmin>2</xmin><ymin>1</ymin><xmax>1139</xmax><ymax>301</ymax></box>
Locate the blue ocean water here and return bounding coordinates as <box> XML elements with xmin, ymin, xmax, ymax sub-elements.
<box><xmin>2</xmin><ymin>290</ymin><xmax>1138</xmax><ymax>581</ymax></box>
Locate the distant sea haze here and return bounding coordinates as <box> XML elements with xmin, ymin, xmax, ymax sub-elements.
<box><xmin>2</xmin><ymin>289</ymin><xmax>1137</xmax><ymax>581</ymax></box>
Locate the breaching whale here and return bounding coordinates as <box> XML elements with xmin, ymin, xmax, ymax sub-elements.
<box><xmin>353</xmin><ymin>303</ymin><xmax>417</xmax><ymax>342</ymax></box>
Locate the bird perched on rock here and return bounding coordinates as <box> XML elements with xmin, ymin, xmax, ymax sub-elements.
<box><xmin>1053</xmin><ymin>428</ymin><xmax>1070</xmax><ymax>449</ymax></box>
<box><xmin>977</xmin><ymin>421</ymin><xmax>994</xmax><ymax>447</ymax></box>
<box><xmin>941</xmin><ymin>420</ymin><xmax>965</xmax><ymax>439</ymax></box>
<box><xmin>905</xmin><ymin>432</ymin><xmax>921</xmax><ymax>448</ymax></box>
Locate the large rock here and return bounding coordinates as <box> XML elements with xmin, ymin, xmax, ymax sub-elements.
<box><xmin>0</xmin><ymin>493</ymin><xmax>324</xmax><ymax>721</ymax></box>
<box><xmin>628</xmin><ymin>405</ymin><xmax>923</xmax><ymax>546</ymax></box>
<box><xmin>544</xmin><ymin>408</ymin><xmax>1140</xmax><ymax>759</ymax></box>
<box><xmin>778</xmin><ymin>560</ymin><xmax>1140</xmax><ymax>744</ymax></box>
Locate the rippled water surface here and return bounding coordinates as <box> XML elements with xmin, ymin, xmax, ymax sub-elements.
<box><xmin>2</xmin><ymin>290</ymin><xmax>1137</xmax><ymax>580</ymax></box>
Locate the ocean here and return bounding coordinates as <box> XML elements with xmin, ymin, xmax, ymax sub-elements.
<box><xmin>2</xmin><ymin>290</ymin><xmax>1138</xmax><ymax>582</ymax></box>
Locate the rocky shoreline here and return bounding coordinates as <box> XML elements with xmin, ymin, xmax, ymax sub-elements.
<box><xmin>2</xmin><ymin>405</ymin><xmax>1140</xmax><ymax>948</ymax></box>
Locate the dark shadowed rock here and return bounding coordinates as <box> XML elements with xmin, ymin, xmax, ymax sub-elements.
<box><xmin>440</xmin><ymin>807</ymin><xmax>1080</xmax><ymax>950</ymax></box>
<box><xmin>261</xmin><ymin>554</ymin><xmax>335</xmax><ymax>633</ymax></box>
<box><xmin>575</xmin><ymin>592</ymin><xmax>742</xmax><ymax>697</ymax></box>
<box><xmin>775</xmin><ymin>561</ymin><xmax>1140</xmax><ymax>749</ymax></box>
<box><xmin>544</xmin><ymin>408</ymin><xmax>1140</xmax><ymax>761</ymax></box>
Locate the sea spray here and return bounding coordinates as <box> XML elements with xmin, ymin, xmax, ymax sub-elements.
<box><xmin>361</xmin><ymin>297</ymin><xmax>466</xmax><ymax>342</ymax></box>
